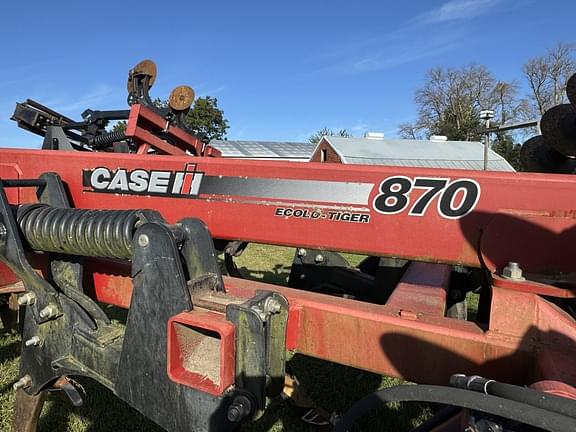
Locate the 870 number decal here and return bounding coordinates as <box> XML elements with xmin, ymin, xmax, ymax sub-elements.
<box><xmin>373</xmin><ymin>176</ymin><xmax>480</xmax><ymax>219</ymax></box>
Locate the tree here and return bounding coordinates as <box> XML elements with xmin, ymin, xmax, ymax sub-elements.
<box><xmin>491</xmin><ymin>133</ymin><xmax>522</xmax><ymax>171</ymax></box>
<box><xmin>185</xmin><ymin>96</ymin><xmax>229</xmax><ymax>141</ymax></box>
<box><xmin>522</xmin><ymin>42</ymin><xmax>575</xmax><ymax>117</ymax></box>
<box><xmin>309</xmin><ymin>127</ymin><xmax>351</xmax><ymax>144</ymax></box>
<box><xmin>111</xmin><ymin>121</ymin><xmax>127</xmax><ymax>132</ymax></box>
<box><xmin>398</xmin><ymin>64</ymin><xmax>524</xmax><ymax>141</ymax></box>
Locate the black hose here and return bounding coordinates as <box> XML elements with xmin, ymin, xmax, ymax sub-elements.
<box><xmin>332</xmin><ymin>384</ymin><xmax>576</xmax><ymax>432</ymax></box>
<box><xmin>489</xmin><ymin>381</ymin><xmax>576</xmax><ymax>420</ymax></box>
<box><xmin>450</xmin><ymin>374</ymin><xmax>576</xmax><ymax>420</ymax></box>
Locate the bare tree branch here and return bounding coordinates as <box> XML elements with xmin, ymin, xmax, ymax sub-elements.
<box><xmin>522</xmin><ymin>42</ymin><xmax>576</xmax><ymax>116</ymax></box>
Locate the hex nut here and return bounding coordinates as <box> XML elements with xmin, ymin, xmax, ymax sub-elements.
<box><xmin>17</xmin><ymin>292</ymin><xmax>36</xmax><ymax>306</ymax></box>
<box><xmin>13</xmin><ymin>375</ymin><xmax>32</xmax><ymax>391</ymax></box>
<box><xmin>39</xmin><ymin>304</ymin><xmax>59</xmax><ymax>319</ymax></box>
<box><xmin>264</xmin><ymin>298</ymin><xmax>282</xmax><ymax>314</ymax></box>
<box><xmin>502</xmin><ymin>262</ymin><xmax>525</xmax><ymax>281</ymax></box>
<box><xmin>24</xmin><ymin>336</ymin><xmax>41</xmax><ymax>347</ymax></box>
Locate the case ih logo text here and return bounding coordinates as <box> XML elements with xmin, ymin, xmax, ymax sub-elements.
<box><xmin>83</xmin><ymin>164</ymin><xmax>204</xmax><ymax>197</ymax></box>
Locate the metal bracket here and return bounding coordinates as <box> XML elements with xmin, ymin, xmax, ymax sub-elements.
<box><xmin>116</xmin><ymin>220</ymin><xmax>237</xmax><ymax>431</ymax></box>
<box><xmin>288</xmin><ymin>248</ymin><xmax>409</xmax><ymax>304</ymax></box>
<box><xmin>0</xmin><ymin>180</ymin><xmax>62</xmax><ymax>324</ymax></box>
<box><xmin>226</xmin><ymin>290</ymin><xmax>288</xmax><ymax>418</ymax></box>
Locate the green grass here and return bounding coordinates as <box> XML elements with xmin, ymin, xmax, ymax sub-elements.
<box><xmin>0</xmin><ymin>244</ymin><xmax>433</xmax><ymax>431</ymax></box>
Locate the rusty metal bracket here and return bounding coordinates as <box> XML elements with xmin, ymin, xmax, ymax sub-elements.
<box><xmin>226</xmin><ymin>291</ymin><xmax>288</xmax><ymax>418</ymax></box>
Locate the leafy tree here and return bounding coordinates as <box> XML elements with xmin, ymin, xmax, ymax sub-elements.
<box><xmin>185</xmin><ymin>96</ymin><xmax>228</xmax><ymax>140</ymax></box>
<box><xmin>399</xmin><ymin>64</ymin><xmax>525</xmax><ymax>141</ymax></box>
<box><xmin>522</xmin><ymin>42</ymin><xmax>575</xmax><ymax>116</ymax></box>
<box><xmin>491</xmin><ymin>133</ymin><xmax>522</xmax><ymax>171</ymax></box>
<box><xmin>111</xmin><ymin>120</ymin><xmax>127</xmax><ymax>132</ymax></box>
<box><xmin>436</xmin><ymin>109</ymin><xmax>483</xmax><ymax>141</ymax></box>
<box><xmin>309</xmin><ymin>127</ymin><xmax>351</xmax><ymax>144</ymax></box>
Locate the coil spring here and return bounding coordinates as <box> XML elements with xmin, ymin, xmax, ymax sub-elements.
<box><xmin>17</xmin><ymin>205</ymin><xmax>143</xmax><ymax>259</ymax></box>
<box><xmin>92</xmin><ymin>131</ymin><xmax>126</xmax><ymax>148</ymax></box>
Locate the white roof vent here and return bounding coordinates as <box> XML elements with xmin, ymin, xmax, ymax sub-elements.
<box><xmin>430</xmin><ymin>135</ymin><xmax>448</xmax><ymax>141</ymax></box>
<box><xmin>364</xmin><ymin>132</ymin><xmax>385</xmax><ymax>140</ymax></box>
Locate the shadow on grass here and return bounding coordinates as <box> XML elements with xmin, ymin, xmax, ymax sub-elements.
<box><xmin>38</xmin><ymin>377</ymin><xmax>164</xmax><ymax>432</ymax></box>
<box><xmin>289</xmin><ymin>355</ymin><xmax>430</xmax><ymax>431</ymax></box>
<box><xmin>0</xmin><ymin>339</ymin><xmax>20</xmax><ymax>366</ymax></box>
<box><xmin>0</xmin><ymin>333</ymin><xmax>21</xmax><ymax>395</ymax></box>
<box><xmin>245</xmin><ymin>354</ymin><xmax>431</xmax><ymax>431</ymax></box>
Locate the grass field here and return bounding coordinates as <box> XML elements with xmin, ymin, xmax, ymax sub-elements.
<box><xmin>0</xmin><ymin>245</ymin><xmax>444</xmax><ymax>431</ymax></box>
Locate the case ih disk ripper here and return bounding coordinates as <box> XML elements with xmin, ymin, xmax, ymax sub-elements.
<box><xmin>2</xmin><ymin>60</ymin><xmax>576</xmax><ymax>431</ymax></box>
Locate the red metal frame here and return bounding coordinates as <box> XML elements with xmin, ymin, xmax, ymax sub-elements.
<box><xmin>2</xmin><ymin>148</ymin><xmax>576</xmax><ymax>276</ymax></box>
<box><xmin>2</xmin><ymin>105</ymin><xmax>576</xmax><ymax>400</ymax></box>
<box><xmin>125</xmin><ymin>104</ymin><xmax>221</xmax><ymax>157</ymax></box>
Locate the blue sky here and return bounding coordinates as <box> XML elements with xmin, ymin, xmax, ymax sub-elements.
<box><xmin>0</xmin><ymin>0</ymin><xmax>574</xmax><ymax>148</ymax></box>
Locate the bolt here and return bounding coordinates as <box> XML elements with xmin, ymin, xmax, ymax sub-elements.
<box><xmin>13</xmin><ymin>375</ymin><xmax>32</xmax><ymax>391</ymax></box>
<box><xmin>250</xmin><ymin>305</ymin><xmax>267</xmax><ymax>321</ymax></box>
<box><xmin>24</xmin><ymin>336</ymin><xmax>41</xmax><ymax>347</ymax></box>
<box><xmin>314</xmin><ymin>254</ymin><xmax>324</xmax><ymax>264</ymax></box>
<box><xmin>227</xmin><ymin>395</ymin><xmax>252</xmax><ymax>422</ymax></box>
<box><xmin>227</xmin><ymin>404</ymin><xmax>242</xmax><ymax>423</ymax></box>
<box><xmin>39</xmin><ymin>304</ymin><xmax>59</xmax><ymax>319</ymax></box>
<box><xmin>138</xmin><ymin>234</ymin><xmax>150</xmax><ymax>247</ymax></box>
<box><xmin>264</xmin><ymin>298</ymin><xmax>282</xmax><ymax>314</ymax></box>
<box><xmin>297</xmin><ymin>248</ymin><xmax>307</xmax><ymax>257</ymax></box>
<box><xmin>17</xmin><ymin>292</ymin><xmax>36</xmax><ymax>307</ymax></box>
<box><xmin>502</xmin><ymin>261</ymin><xmax>525</xmax><ymax>281</ymax></box>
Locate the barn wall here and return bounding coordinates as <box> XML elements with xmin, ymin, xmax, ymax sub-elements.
<box><xmin>309</xmin><ymin>140</ymin><xmax>342</xmax><ymax>163</ymax></box>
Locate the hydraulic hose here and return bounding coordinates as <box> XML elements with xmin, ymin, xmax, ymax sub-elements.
<box><xmin>450</xmin><ymin>374</ymin><xmax>576</xmax><ymax>420</ymax></box>
<box><xmin>332</xmin><ymin>384</ymin><xmax>576</xmax><ymax>432</ymax></box>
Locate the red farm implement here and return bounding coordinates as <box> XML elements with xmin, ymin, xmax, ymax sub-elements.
<box><xmin>2</xmin><ymin>60</ymin><xmax>576</xmax><ymax>431</ymax></box>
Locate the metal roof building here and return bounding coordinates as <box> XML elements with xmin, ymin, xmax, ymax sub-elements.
<box><xmin>209</xmin><ymin>140</ymin><xmax>316</xmax><ymax>161</ymax></box>
<box><xmin>311</xmin><ymin>136</ymin><xmax>515</xmax><ymax>171</ymax></box>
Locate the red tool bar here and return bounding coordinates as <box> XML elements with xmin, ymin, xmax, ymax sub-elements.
<box><xmin>2</xmin><ymin>148</ymin><xmax>576</xmax><ymax>273</ymax></box>
<box><xmin>225</xmin><ymin>277</ymin><xmax>563</xmax><ymax>386</ymax></box>
<box><xmin>80</xmin><ymin>262</ymin><xmax>569</xmax><ymax>386</ymax></box>
<box><xmin>6</xmin><ymin>248</ymin><xmax>575</xmax><ymax>388</ymax></box>
<box><xmin>385</xmin><ymin>262</ymin><xmax>450</xmax><ymax>317</ymax></box>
